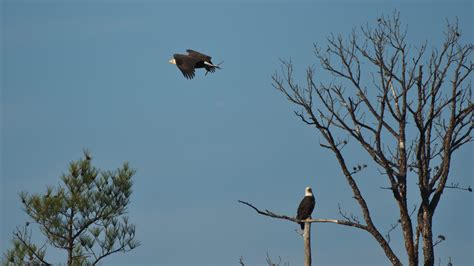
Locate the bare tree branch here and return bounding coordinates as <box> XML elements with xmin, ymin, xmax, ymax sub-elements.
<box><xmin>238</xmin><ymin>200</ymin><xmax>367</xmax><ymax>230</ymax></box>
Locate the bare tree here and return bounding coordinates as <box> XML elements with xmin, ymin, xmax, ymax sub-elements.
<box><xmin>271</xmin><ymin>11</ymin><xmax>472</xmax><ymax>266</ymax></box>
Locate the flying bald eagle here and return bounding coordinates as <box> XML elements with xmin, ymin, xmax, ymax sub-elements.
<box><xmin>296</xmin><ymin>187</ymin><xmax>315</xmax><ymax>230</ymax></box>
<box><xmin>169</xmin><ymin>49</ymin><xmax>222</xmax><ymax>79</ymax></box>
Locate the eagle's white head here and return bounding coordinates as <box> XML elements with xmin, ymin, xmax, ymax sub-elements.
<box><xmin>305</xmin><ymin>187</ymin><xmax>313</xmax><ymax>197</ymax></box>
<box><xmin>169</xmin><ymin>58</ymin><xmax>176</xmax><ymax>65</ymax></box>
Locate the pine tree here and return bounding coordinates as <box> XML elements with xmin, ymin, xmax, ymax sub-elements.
<box><xmin>3</xmin><ymin>151</ymin><xmax>140</xmax><ymax>266</ymax></box>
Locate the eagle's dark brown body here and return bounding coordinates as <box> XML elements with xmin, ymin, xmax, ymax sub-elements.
<box><xmin>170</xmin><ymin>49</ymin><xmax>221</xmax><ymax>79</ymax></box>
<box><xmin>297</xmin><ymin>187</ymin><xmax>315</xmax><ymax>230</ymax></box>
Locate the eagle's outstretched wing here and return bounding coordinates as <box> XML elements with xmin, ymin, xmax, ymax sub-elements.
<box><xmin>186</xmin><ymin>49</ymin><xmax>212</xmax><ymax>62</ymax></box>
<box><xmin>173</xmin><ymin>54</ymin><xmax>200</xmax><ymax>79</ymax></box>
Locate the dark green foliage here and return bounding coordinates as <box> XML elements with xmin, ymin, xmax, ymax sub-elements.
<box><xmin>3</xmin><ymin>224</ymin><xmax>47</xmax><ymax>265</ymax></box>
<box><xmin>2</xmin><ymin>151</ymin><xmax>140</xmax><ymax>266</ymax></box>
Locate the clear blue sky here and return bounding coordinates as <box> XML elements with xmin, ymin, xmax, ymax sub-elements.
<box><xmin>1</xmin><ymin>0</ymin><xmax>472</xmax><ymax>265</ymax></box>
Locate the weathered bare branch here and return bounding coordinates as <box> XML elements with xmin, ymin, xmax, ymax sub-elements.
<box><xmin>238</xmin><ymin>200</ymin><xmax>367</xmax><ymax>230</ymax></box>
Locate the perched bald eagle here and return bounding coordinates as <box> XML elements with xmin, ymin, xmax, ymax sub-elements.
<box><xmin>169</xmin><ymin>49</ymin><xmax>221</xmax><ymax>79</ymax></box>
<box><xmin>296</xmin><ymin>187</ymin><xmax>315</xmax><ymax>230</ymax></box>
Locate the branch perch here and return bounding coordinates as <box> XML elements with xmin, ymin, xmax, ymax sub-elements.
<box><xmin>238</xmin><ymin>200</ymin><xmax>367</xmax><ymax>230</ymax></box>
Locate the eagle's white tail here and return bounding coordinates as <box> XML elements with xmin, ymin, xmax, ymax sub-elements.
<box><xmin>204</xmin><ymin>61</ymin><xmax>223</xmax><ymax>76</ymax></box>
<box><xmin>204</xmin><ymin>61</ymin><xmax>223</xmax><ymax>69</ymax></box>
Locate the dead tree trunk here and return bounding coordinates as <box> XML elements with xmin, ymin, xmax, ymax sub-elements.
<box><xmin>304</xmin><ymin>222</ymin><xmax>312</xmax><ymax>266</ymax></box>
